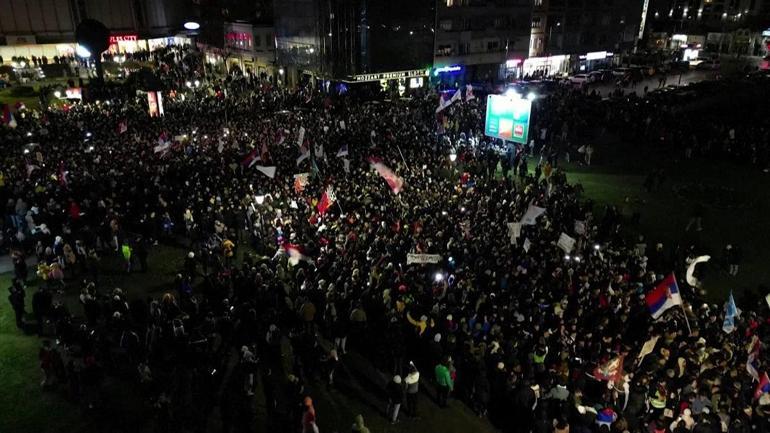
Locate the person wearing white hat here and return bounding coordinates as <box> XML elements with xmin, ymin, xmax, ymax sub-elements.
<box><xmin>387</xmin><ymin>374</ymin><xmax>405</xmax><ymax>423</ymax></box>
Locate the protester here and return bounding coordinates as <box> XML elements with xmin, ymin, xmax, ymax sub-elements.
<box><xmin>2</xmin><ymin>55</ymin><xmax>770</xmax><ymax>433</ymax></box>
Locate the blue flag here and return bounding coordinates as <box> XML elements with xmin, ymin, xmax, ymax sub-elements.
<box><xmin>723</xmin><ymin>291</ymin><xmax>739</xmax><ymax>334</ymax></box>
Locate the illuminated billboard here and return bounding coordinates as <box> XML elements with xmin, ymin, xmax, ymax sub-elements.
<box><xmin>484</xmin><ymin>94</ymin><xmax>531</xmax><ymax>144</ymax></box>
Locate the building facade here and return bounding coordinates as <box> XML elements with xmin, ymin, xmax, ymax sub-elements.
<box><xmin>273</xmin><ymin>0</ymin><xmax>434</xmax><ymax>85</ymax></box>
<box><xmin>434</xmin><ymin>0</ymin><xmax>533</xmax><ymax>84</ymax></box>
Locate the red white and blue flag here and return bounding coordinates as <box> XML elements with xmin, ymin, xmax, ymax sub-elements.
<box><xmin>241</xmin><ymin>148</ymin><xmax>260</xmax><ymax>168</ymax></box>
<box><xmin>283</xmin><ymin>243</ymin><xmax>310</xmax><ymax>266</ymax></box>
<box><xmin>645</xmin><ymin>273</ymin><xmax>682</xmax><ymax>320</ymax></box>
<box><xmin>317</xmin><ymin>186</ymin><xmax>336</xmax><ymax>215</ymax></box>
<box><xmin>755</xmin><ymin>373</ymin><xmax>770</xmax><ymax>399</ymax></box>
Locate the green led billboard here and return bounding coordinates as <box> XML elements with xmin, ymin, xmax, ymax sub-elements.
<box><xmin>484</xmin><ymin>94</ymin><xmax>532</xmax><ymax>144</ymax></box>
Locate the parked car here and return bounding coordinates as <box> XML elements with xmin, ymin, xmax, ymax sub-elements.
<box><xmin>696</xmin><ymin>59</ymin><xmax>720</xmax><ymax>70</ymax></box>
<box><xmin>611</xmin><ymin>67</ymin><xmax>631</xmax><ymax>77</ymax></box>
<box><xmin>588</xmin><ymin>70</ymin><xmax>613</xmax><ymax>82</ymax></box>
<box><xmin>569</xmin><ymin>74</ymin><xmax>592</xmax><ymax>84</ymax></box>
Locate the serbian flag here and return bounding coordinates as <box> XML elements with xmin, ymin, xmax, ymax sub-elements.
<box><xmin>645</xmin><ymin>273</ymin><xmax>682</xmax><ymax>320</ymax></box>
<box><xmin>118</xmin><ymin>119</ymin><xmax>128</xmax><ymax>134</ymax></box>
<box><xmin>241</xmin><ymin>148</ymin><xmax>260</xmax><ymax>168</ymax></box>
<box><xmin>436</xmin><ymin>93</ymin><xmax>451</xmax><ymax>113</ymax></box>
<box><xmin>465</xmin><ymin>84</ymin><xmax>475</xmax><ymax>102</ymax></box>
<box><xmin>593</xmin><ymin>355</ymin><xmax>625</xmax><ymax>384</ymax></box>
<box><xmin>368</xmin><ymin>157</ymin><xmax>404</xmax><ymax>194</ymax></box>
<box><xmin>755</xmin><ymin>373</ymin><xmax>770</xmax><ymax>399</ymax></box>
<box><xmin>2</xmin><ymin>104</ymin><xmax>17</xmax><ymax>128</ymax></box>
<box><xmin>284</xmin><ymin>243</ymin><xmax>310</xmax><ymax>266</ymax></box>
<box><xmin>317</xmin><ymin>186</ymin><xmax>336</xmax><ymax>215</ymax></box>
<box><xmin>297</xmin><ymin>140</ymin><xmax>310</xmax><ymax>165</ymax></box>
<box><xmin>158</xmin><ymin>131</ymin><xmax>169</xmax><ymax>146</ymax></box>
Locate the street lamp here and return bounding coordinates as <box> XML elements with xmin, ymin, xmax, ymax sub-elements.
<box><xmin>184</xmin><ymin>21</ymin><xmax>201</xmax><ymax>31</ymax></box>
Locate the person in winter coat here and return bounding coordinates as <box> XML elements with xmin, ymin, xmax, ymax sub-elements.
<box><xmin>404</xmin><ymin>362</ymin><xmax>420</xmax><ymax>417</ymax></box>
<box><xmin>387</xmin><ymin>375</ymin><xmax>405</xmax><ymax>423</ymax></box>
<box><xmin>351</xmin><ymin>414</ymin><xmax>370</xmax><ymax>433</ymax></box>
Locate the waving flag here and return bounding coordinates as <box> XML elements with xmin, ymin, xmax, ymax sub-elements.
<box><xmin>294</xmin><ymin>173</ymin><xmax>309</xmax><ymax>193</ymax></box>
<box><xmin>255</xmin><ymin>166</ymin><xmax>276</xmax><ymax>178</ymax></box>
<box><xmin>747</xmin><ymin>334</ymin><xmax>761</xmax><ymax>381</ymax></box>
<box><xmin>283</xmin><ymin>243</ymin><xmax>310</xmax><ymax>266</ymax></box>
<box><xmin>723</xmin><ymin>291</ymin><xmax>740</xmax><ymax>333</ymax></box>
<box><xmin>645</xmin><ymin>273</ymin><xmax>682</xmax><ymax>320</ymax></box>
<box><xmin>755</xmin><ymin>373</ymin><xmax>770</xmax><ymax>399</ymax></box>
<box><xmin>593</xmin><ymin>355</ymin><xmax>625</xmax><ymax>385</ymax></box>
<box><xmin>465</xmin><ymin>84</ymin><xmax>475</xmax><ymax>101</ymax></box>
<box><xmin>450</xmin><ymin>88</ymin><xmax>462</xmax><ymax>103</ymax></box>
<box><xmin>241</xmin><ymin>148</ymin><xmax>260</xmax><ymax>168</ymax></box>
<box><xmin>368</xmin><ymin>157</ymin><xmax>404</xmax><ymax>194</ymax></box>
<box><xmin>686</xmin><ymin>255</ymin><xmax>710</xmax><ymax>287</ymax></box>
<box><xmin>317</xmin><ymin>186</ymin><xmax>336</xmax><ymax>215</ymax></box>
<box><xmin>2</xmin><ymin>104</ymin><xmax>17</xmax><ymax>128</ymax></box>
<box><xmin>336</xmin><ymin>144</ymin><xmax>349</xmax><ymax>157</ymax></box>
<box><xmin>297</xmin><ymin>140</ymin><xmax>310</xmax><ymax>165</ymax></box>
<box><xmin>436</xmin><ymin>93</ymin><xmax>452</xmax><ymax>113</ymax></box>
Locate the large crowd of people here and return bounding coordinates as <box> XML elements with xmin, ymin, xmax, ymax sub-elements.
<box><xmin>3</xmin><ymin>58</ymin><xmax>770</xmax><ymax>433</ymax></box>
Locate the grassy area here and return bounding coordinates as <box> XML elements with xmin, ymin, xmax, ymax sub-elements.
<box><xmin>561</xmin><ymin>138</ymin><xmax>770</xmax><ymax>304</ymax></box>
<box><xmin>0</xmin><ymin>273</ymin><xmax>80</xmax><ymax>433</ymax></box>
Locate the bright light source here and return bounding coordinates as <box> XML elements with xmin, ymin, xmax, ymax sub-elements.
<box><xmin>449</xmin><ymin>153</ymin><xmax>457</xmax><ymax>162</ymax></box>
<box><xmin>564</xmin><ymin>255</ymin><xmax>571</xmax><ymax>261</ymax></box>
<box><xmin>309</xmin><ymin>48</ymin><xmax>315</xmax><ymax>54</ymax></box>
<box><xmin>574</xmin><ymin>256</ymin><xmax>581</xmax><ymax>262</ymax></box>
<box><xmin>434</xmin><ymin>273</ymin><xmax>444</xmax><ymax>282</ymax></box>
<box><xmin>194</xmin><ymin>80</ymin><xmax>200</xmax><ymax>87</ymax></box>
<box><xmin>185</xmin><ymin>81</ymin><xmax>192</xmax><ymax>88</ymax></box>
<box><xmin>26</xmin><ymin>132</ymin><xmax>32</xmax><ymax>137</ymax></box>
<box><xmin>255</xmin><ymin>195</ymin><xmax>265</xmax><ymax>205</ymax></box>
<box><xmin>75</xmin><ymin>44</ymin><xmax>91</xmax><ymax>58</ymax></box>
<box><xmin>594</xmin><ymin>244</ymin><xmax>600</xmax><ymax>250</ymax></box>
<box><xmin>54</xmin><ymin>91</ymin><xmax>62</xmax><ymax>98</ymax></box>
<box><xmin>86</xmin><ymin>132</ymin><xmax>92</xmax><ymax>138</ymax></box>
<box><xmin>422</xmin><ymin>164</ymin><xmax>427</xmax><ymax>170</ymax></box>
<box><xmin>183</xmin><ymin>21</ymin><xmax>201</xmax><ymax>30</ymax></box>
<box><xmin>23</xmin><ymin>149</ymin><xmax>30</xmax><ymax>154</ymax></box>
<box><xmin>278</xmin><ymin>68</ymin><xmax>285</xmax><ymax>75</ymax></box>
<box><xmin>526</xmin><ymin>92</ymin><xmax>536</xmax><ymax>101</ymax></box>
<box><xmin>504</xmin><ymin>88</ymin><xmax>519</xmax><ymax>98</ymax></box>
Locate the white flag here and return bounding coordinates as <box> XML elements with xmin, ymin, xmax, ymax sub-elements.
<box><xmin>557</xmin><ymin>233</ymin><xmax>576</xmax><ymax>253</ymax></box>
<box><xmin>523</xmin><ymin>238</ymin><xmax>532</xmax><ymax>252</ymax></box>
<box><xmin>296</xmin><ymin>126</ymin><xmax>306</xmax><ymax>147</ymax></box>
<box><xmin>686</xmin><ymin>255</ymin><xmax>710</xmax><ymax>287</ymax></box>
<box><xmin>520</xmin><ymin>205</ymin><xmax>546</xmax><ymax>225</ymax></box>
<box><xmin>255</xmin><ymin>165</ymin><xmax>277</xmax><ymax>179</ymax></box>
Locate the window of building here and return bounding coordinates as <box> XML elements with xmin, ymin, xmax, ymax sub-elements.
<box><xmin>487</xmin><ymin>40</ymin><xmax>500</xmax><ymax>51</ymax></box>
<box><xmin>437</xmin><ymin>44</ymin><xmax>453</xmax><ymax>56</ymax></box>
<box><xmin>459</xmin><ymin>43</ymin><xmax>471</xmax><ymax>54</ymax></box>
<box><xmin>440</xmin><ymin>20</ymin><xmax>453</xmax><ymax>31</ymax></box>
<box><xmin>532</xmin><ymin>17</ymin><xmax>542</xmax><ymax>29</ymax></box>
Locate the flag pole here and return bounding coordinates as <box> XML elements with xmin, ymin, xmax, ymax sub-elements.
<box><xmin>675</xmin><ymin>272</ymin><xmax>692</xmax><ymax>335</ymax></box>
<box><xmin>396</xmin><ymin>145</ymin><xmax>409</xmax><ymax>171</ymax></box>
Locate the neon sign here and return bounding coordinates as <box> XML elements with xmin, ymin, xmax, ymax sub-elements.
<box><xmin>433</xmin><ymin>65</ymin><xmax>463</xmax><ymax>76</ymax></box>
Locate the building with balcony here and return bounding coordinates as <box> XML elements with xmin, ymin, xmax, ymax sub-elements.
<box><xmin>433</xmin><ymin>0</ymin><xmax>532</xmax><ymax>84</ymax></box>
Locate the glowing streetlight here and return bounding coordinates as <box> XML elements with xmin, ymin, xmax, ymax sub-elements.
<box><xmin>75</xmin><ymin>44</ymin><xmax>91</xmax><ymax>58</ymax></box>
<box><xmin>183</xmin><ymin>21</ymin><xmax>201</xmax><ymax>30</ymax></box>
